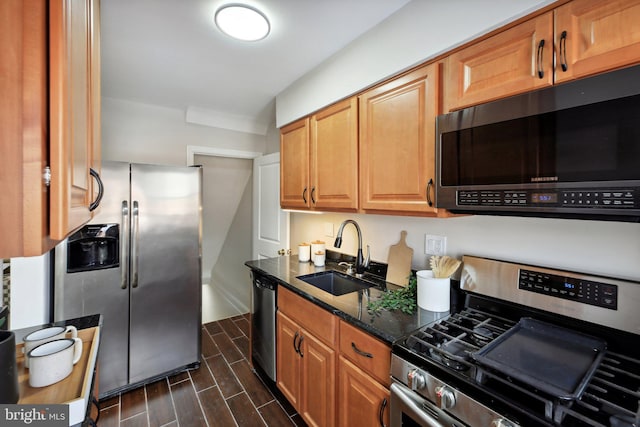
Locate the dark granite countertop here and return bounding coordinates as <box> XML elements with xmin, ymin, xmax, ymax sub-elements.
<box><xmin>245</xmin><ymin>255</ymin><xmax>448</xmax><ymax>345</ymax></box>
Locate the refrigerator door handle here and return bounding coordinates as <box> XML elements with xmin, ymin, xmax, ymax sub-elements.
<box><xmin>131</xmin><ymin>201</ymin><xmax>140</xmax><ymax>288</ymax></box>
<box><xmin>121</xmin><ymin>201</ymin><xmax>129</xmax><ymax>289</ymax></box>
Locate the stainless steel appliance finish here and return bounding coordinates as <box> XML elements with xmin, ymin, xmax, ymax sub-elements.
<box><xmin>251</xmin><ymin>271</ymin><xmax>276</xmax><ymax>381</ymax></box>
<box><xmin>391</xmin><ymin>256</ymin><xmax>640</xmax><ymax>427</ymax></box>
<box><xmin>54</xmin><ymin>161</ymin><xmax>202</xmax><ymax>397</ymax></box>
<box><xmin>436</xmin><ymin>63</ymin><xmax>640</xmax><ymax>221</ymax></box>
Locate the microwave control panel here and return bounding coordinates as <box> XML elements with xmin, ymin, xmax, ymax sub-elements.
<box><xmin>519</xmin><ymin>269</ymin><xmax>618</xmax><ymax>310</ymax></box>
<box><xmin>457</xmin><ymin>188</ymin><xmax>637</xmax><ymax>209</ymax></box>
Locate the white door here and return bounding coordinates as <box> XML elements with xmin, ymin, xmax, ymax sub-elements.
<box><xmin>253</xmin><ymin>153</ymin><xmax>289</xmax><ymax>259</ymax></box>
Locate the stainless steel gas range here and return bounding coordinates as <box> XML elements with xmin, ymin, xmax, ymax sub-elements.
<box><xmin>390</xmin><ymin>255</ymin><xmax>640</xmax><ymax>427</ymax></box>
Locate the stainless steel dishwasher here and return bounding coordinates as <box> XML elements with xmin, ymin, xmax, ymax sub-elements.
<box><xmin>251</xmin><ymin>271</ymin><xmax>277</xmax><ymax>381</ymax></box>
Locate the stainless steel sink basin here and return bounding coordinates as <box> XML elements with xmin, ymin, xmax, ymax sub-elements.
<box><xmin>296</xmin><ymin>270</ymin><xmax>373</xmax><ymax>296</ymax></box>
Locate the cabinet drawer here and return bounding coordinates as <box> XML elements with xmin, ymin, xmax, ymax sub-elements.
<box><xmin>278</xmin><ymin>286</ymin><xmax>337</xmax><ymax>346</ymax></box>
<box><xmin>339</xmin><ymin>320</ymin><xmax>390</xmax><ymax>387</ymax></box>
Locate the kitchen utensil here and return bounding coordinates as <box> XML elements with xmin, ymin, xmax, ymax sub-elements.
<box><xmin>429</xmin><ymin>255</ymin><xmax>461</xmax><ymax>278</ymax></box>
<box><xmin>23</xmin><ymin>325</ymin><xmax>78</xmax><ymax>368</ymax></box>
<box><xmin>386</xmin><ymin>230</ymin><xmax>413</xmax><ymax>287</ymax></box>
<box><xmin>28</xmin><ymin>338</ymin><xmax>83</xmax><ymax>388</ymax></box>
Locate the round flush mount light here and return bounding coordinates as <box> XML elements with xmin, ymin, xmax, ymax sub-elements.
<box><xmin>215</xmin><ymin>4</ymin><xmax>270</xmax><ymax>41</ymax></box>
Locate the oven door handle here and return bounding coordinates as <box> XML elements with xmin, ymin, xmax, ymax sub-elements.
<box><xmin>391</xmin><ymin>382</ymin><xmax>443</xmax><ymax>427</ymax></box>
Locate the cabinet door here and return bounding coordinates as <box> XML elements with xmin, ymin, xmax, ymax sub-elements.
<box><xmin>445</xmin><ymin>12</ymin><xmax>553</xmax><ymax>112</ymax></box>
<box><xmin>280</xmin><ymin>118</ymin><xmax>310</xmax><ymax>209</ymax></box>
<box><xmin>300</xmin><ymin>330</ymin><xmax>336</xmax><ymax>427</ymax></box>
<box><xmin>276</xmin><ymin>312</ymin><xmax>301</xmax><ymax>408</ymax></box>
<box><xmin>338</xmin><ymin>356</ymin><xmax>389</xmax><ymax>427</ymax></box>
<box><xmin>310</xmin><ymin>98</ymin><xmax>358</xmax><ymax>211</ymax></box>
<box><xmin>0</xmin><ymin>0</ymin><xmax>51</xmax><ymax>258</ymax></box>
<box><xmin>554</xmin><ymin>0</ymin><xmax>640</xmax><ymax>84</ymax></box>
<box><xmin>359</xmin><ymin>63</ymin><xmax>439</xmax><ymax>215</ymax></box>
<box><xmin>49</xmin><ymin>0</ymin><xmax>94</xmax><ymax>239</ymax></box>
<box><xmin>89</xmin><ymin>0</ymin><xmax>101</xmax><ymax>201</ymax></box>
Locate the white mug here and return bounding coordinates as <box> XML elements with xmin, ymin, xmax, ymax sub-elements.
<box><xmin>28</xmin><ymin>338</ymin><xmax>83</xmax><ymax>388</ymax></box>
<box><xmin>23</xmin><ymin>325</ymin><xmax>78</xmax><ymax>368</ymax></box>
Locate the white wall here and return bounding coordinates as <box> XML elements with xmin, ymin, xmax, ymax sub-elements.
<box><xmin>291</xmin><ymin>213</ymin><xmax>640</xmax><ymax>282</ymax></box>
<box><xmin>276</xmin><ymin>0</ymin><xmax>554</xmax><ymax>126</ymax></box>
<box><xmin>102</xmin><ymin>97</ymin><xmax>267</xmax><ymax>165</ymax></box>
<box><xmin>9</xmin><ymin>254</ymin><xmax>50</xmax><ymax>329</ymax></box>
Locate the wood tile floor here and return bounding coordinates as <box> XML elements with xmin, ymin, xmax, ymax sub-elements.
<box><xmin>97</xmin><ymin>314</ymin><xmax>307</xmax><ymax>427</ymax></box>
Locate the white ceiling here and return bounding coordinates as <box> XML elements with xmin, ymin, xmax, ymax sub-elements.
<box><xmin>101</xmin><ymin>0</ymin><xmax>412</xmax><ymax>133</ymax></box>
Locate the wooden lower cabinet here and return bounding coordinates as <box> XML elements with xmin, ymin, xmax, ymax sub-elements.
<box><xmin>276</xmin><ymin>312</ymin><xmax>301</xmax><ymax>408</ymax></box>
<box><xmin>338</xmin><ymin>356</ymin><xmax>389</xmax><ymax>427</ymax></box>
<box><xmin>276</xmin><ymin>288</ymin><xmax>337</xmax><ymax>427</ymax></box>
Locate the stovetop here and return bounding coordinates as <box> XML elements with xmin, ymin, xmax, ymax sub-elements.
<box><xmin>391</xmin><ymin>256</ymin><xmax>640</xmax><ymax>427</ymax></box>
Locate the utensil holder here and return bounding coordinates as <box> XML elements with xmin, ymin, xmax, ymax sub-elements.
<box><xmin>417</xmin><ymin>270</ymin><xmax>450</xmax><ymax>312</ymax></box>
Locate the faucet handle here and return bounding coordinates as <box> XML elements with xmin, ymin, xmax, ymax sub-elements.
<box><xmin>339</xmin><ymin>262</ymin><xmax>354</xmax><ymax>274</ymax></box>
<box><xmin>363</xmin><ymin>245</ymin><xmax>370</xmax><ymax>269</ymax></box>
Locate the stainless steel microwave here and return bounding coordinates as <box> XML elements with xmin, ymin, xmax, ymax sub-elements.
<box><xmin>436</xmin><ymin>64</ymin><xmax>640</xmax><ymax>222</ymax></box>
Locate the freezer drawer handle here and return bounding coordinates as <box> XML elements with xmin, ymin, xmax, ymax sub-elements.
<box><xmin>131</xmin><ymin>201</ymin><xmax>140</xmax><ymax>288</ymax></box>
<box><xmin>121</xmin><ymin>201</ymin><xmax>129</xmax><ymax>289</ymax></box>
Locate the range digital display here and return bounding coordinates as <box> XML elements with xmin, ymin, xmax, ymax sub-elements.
<box><xmin>532</xmin><ymin>193</ymin><xmax>558</xmax><ymax>204</ymax></box>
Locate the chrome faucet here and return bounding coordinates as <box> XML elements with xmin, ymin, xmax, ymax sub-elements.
<box><xmin>334</xmin><ymin>219</ymin><xmax>370</xmax><ymax>276</ymax></box>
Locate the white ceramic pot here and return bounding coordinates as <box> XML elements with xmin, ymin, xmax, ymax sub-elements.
<box><xmin>416</xmin><ymin>270</ymin><xmax>450</xmax><ymax>312</ymax></box>
<box><xmin>28</xmin><ymin>338</ymin><xmax>83</xmax><ymax>388</ymax></box>
<box><xmin>23</xmin><ymin>325</ymin><xmax>78</xmax><ymax>368</ymax></box>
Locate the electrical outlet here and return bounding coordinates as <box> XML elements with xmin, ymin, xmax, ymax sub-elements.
<box><xmin>425</xmin><ymin>234</ymin><xmax>447</xmax><ymax>256</ymax></box>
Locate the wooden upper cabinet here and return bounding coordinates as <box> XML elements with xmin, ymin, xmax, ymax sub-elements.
<box><xmin>50</xmin><ymin>0</ymin><xmax>94</xmax><ymax>240</ymax></box>
<box><xmin>359</xmin><ymin>63</ymin><xmax>440</xmax><ymax>215</ymax></box>
<box><xmin>310</xmin><ymin>98</ymin><xmax>358</xmax><ymax>211</ymax></box>
<box><xmin>280</xmin><ymin>118</ymin><xmax>311</xmax><ymax>209</ymax></box>
<box><xmin>0</xmin><ymin>0</ymin><xmax>50</xmax><ymax>258</ymax></box>
<box><xmin>554</xmin><ymin>0</ymin><xmax>640</xmax><ymax>84</ymax></box>
<box><xmin>0</xmin><ymin>0</ymin><xmax>100</xmax><ymax>258</ymax></box>
<box><xmin>445</xmin><ymin>12</ymin><xmax>553</xmax><ymax>112</ymax></box>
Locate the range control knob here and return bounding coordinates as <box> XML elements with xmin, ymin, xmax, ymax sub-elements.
<box><xmin>407</xmin><ymin>369</ymin><xmax>426</xmax><ymax>390</ymax></box>
<box><xmin>435</xmin><ymin>385</ymin><xmax>456</xmax><ymax>409</ymax></box>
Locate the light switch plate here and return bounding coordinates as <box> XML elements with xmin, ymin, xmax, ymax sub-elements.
<box><xmin>425</xmin><ymin>234</ymin><xmax>447</xmax><ymax>256</ymax></box>
<box><xmin>324</xmin><ymin>222</ymin><xmax>334</xmax><ymax>237</ymax></box>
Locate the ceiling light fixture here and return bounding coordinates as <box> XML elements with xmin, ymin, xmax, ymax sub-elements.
<box><xmin>214</xmin><ymin>4</ymin><xmax>270</xmax><ymax>41</ymax></box>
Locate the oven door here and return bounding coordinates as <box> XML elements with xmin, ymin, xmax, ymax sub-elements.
<box><xmin>390</xmin><ymin>381</ymin><xmax>465</xmax><ymax>427</ymax></box>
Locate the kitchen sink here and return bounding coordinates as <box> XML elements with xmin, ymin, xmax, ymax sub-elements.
<box><xmin>296</xmin><ymin>270</ymin><xmax>373</xmax><ymax>296</ymax></box>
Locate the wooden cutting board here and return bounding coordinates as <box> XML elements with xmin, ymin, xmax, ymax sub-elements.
<box><xmin>385</xmin><ymin>230</ymin><xmax>413</xmax><ymax>287</ymax></box>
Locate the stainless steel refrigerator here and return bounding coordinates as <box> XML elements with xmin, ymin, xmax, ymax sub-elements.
<box><xmin>53</xmin><ymin>161</ymin><xmax>202</xmax><ymax>398</ymax></box>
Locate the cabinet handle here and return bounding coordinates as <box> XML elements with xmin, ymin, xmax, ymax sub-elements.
<box><xmin>89</xmin><ymin>168</ymin><xmax>104</xmax><ymax>211</ymax></box>
<box><xmin>311</xmin><ymin>186</ymin><xmax>316</xmax><ymax>205</ymax></box>
<box><xmin>559</xmin><ymin>30</ymin><xmax>568</xmax><ymax>72</ymax></box>
<box><xmin>302</xmin><ymin>187</ymin><xmax>308</xmax><ymax>204</ymax></box>
<box><xmin>351</xmin><ymin>342</ymin><xmax>373</xmax><ymax>358</ymax></box>
<box><xmin>298</xmin><ymin>335</ymin><xmax>304</xmax><ymax>357</ymax></box>
<box><xmin>426</xmin><ymin>179</ymin><xmax>434</xmax><ymax>207</ymax></box>
<box><xmin>536</xmin><ymin>39</ymin><xmax>545</xmax><ymax>79</ymax></box>
<box><xmin>378</xmin><ymin>397</ymin><xmax>388</xmax><ymax>427</ymax></box>
<box><xmin>293</xmin><ymin>331</ymin><xmax>300</xmax><ymax>354</ymax></box>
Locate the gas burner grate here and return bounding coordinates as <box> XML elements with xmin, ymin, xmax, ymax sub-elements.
<box><xmin>403</xmin><ymin>308</ymin><xmax>516</xmax><ymax>372</ymax></box>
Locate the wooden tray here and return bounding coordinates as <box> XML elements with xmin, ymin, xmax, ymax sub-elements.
<box><xmin>16</xmin><ymin>327</ymin><xmax>100</xmax><ymax>424</ymax></box>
